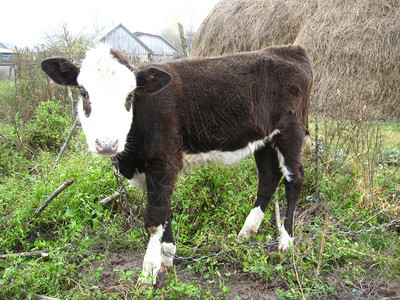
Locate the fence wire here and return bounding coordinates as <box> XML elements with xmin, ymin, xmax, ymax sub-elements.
<box><xmin>110</xmin><ymin>159</ymin><xmax>400</xmax><ymax>264</ymax></box>
<box><xmin>160</xmin><ymin>217</ymin><xmax>400</xmax><ymax>263</ymax></box>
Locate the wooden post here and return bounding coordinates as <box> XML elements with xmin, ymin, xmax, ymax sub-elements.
<box><xmin>314</xmin><ymin>117</ymin><xmax>319</xmax><ymax>199</ymax></box>
<box><xmin>178</xmin><ymin>22</ymin><xmax>189</xmax><ymax>58</ymax></box>
<box><xmin>68</xmin><ymin>87</ymin><xmax>74</xmax><ymax>121</ymax></box>
<box><xmin>13</xmin><ymin>56</ymin><xmax>19</xmax><ymax>99</ymax></box>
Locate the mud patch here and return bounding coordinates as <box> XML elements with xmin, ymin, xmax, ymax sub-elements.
<box><xmin>86</xmin><ymin>251</ymin><xmax>400</xmax><ymax>299</ymax></box>
<box><xmin>88</xmin><ymin>251</ymin><xmax>279</xmax><ymax>299</ymax></box>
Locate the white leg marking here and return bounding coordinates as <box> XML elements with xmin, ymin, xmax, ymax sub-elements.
<box><xmin>275</xmin><ymin>199</ymin><xmax>294</xmax><ymax>251</ymax></box>
<box><xmin>139</xmin><ymin>225</ymin><xmax>164</xmax><ymax>285</ymax></box>
<box><xmin>277</xmin><ymin>149</ymin><xmax>293</xmax><ymax>182</ymax></box>
<box><xmin>278</xmin><ymin>225</ymin><xmax>294</xmax><ymax>251</ymax></box>
<box><xmin>238</xmin><ymin>206</ymin><xmax>265</xmax><ymax>239</ymax></box>
<box><xmin>160</xmin><ymin>242</ymin><xmax>176</xmax><ymax>272</ymax></box>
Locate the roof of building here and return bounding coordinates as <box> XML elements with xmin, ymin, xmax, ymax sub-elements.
<box><xmin>0</xmin><ymin>42</ymin><xmax>16</xmax><ymax>53</ymax></box>
<box><xmin>101</xmin><ymin>24</ymin><xmax>180</xmax><ymax>55</ymax></box>
<box><xmin>133</xmin><ymin>31</ymin><xmax>180</xmax><ymax>54</ymax></box>
<box><xmin>101</xmin><ymin>24</ymin><xmax>153</xmax><ymax>53</ymax></box>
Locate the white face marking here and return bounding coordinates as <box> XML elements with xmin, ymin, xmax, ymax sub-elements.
<box><xmin>161</xmin><ymin>242</ymin><xmax>176</xmax><ymax>271</ymax></box>
<box><xmin>129</xmin><ymin>172</ymin><xmax>146</xmax><ymax>191</ymax></box>
<box><xmin>238</xmin><ymin>206</ymin><xmax>265</xmax><ymax>239</ymax></box>
<box><xmin>77</xmin><ymin>44</ymin><xmax>136</xmax><ymax>156</ymax></box>
<box><xmin>139</xmin><ymin>224</ymin><xmax>164</xmax><ymax>285</ymax></box>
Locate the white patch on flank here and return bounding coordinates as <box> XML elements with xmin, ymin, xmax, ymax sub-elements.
<box><xmin>237</xmin><ymin>206</ymin><xmax>265</xmax><ymax>239</ymax></box>
<box><xmin>161</xmin><ymin>242</ymin><xmax>176</xmax><ymax>271</ymax></box>
<box><xmin>139</xmin><ymin>225</ymin><xmax>164</xmax><ymax>285</ymax></box>
<box><xmin>278</xmin><ymin>225</ymin><xmax>294</xmax><ymax>251</ymax></box>
<box><xmin>77</xmin><ymin>43</ymin><xmax>136</xmax><ymax>155</ymax></box>
<box><xmin>129</xmin><ymin>172</ymin><xmax>147</xmax><ymax>191</ymax></box>
<box><xmin>276</xmin><ymin>149</ymin><xmax>293</xmax><ymax>182</ymax></box>
<box><xmin>182</xmin><ymin>130</ymin><xmax>281</xmax><ymax>169</ymax></box>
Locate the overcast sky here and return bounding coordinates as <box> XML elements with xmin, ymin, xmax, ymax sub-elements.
<box><xmin>2</xmin><ymin>0</ymin><xmax>219</xmax><ymax>48</ymax></box>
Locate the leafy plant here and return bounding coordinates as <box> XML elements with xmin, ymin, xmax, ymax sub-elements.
<box><xmin>26</xmin><ymin>100</ymin><xmax>70</xmax><ymax>152</ymax></box>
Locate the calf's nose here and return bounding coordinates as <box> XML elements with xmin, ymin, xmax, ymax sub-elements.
<box><xmin>95</xmin><ymin>139</ymin><xmax>119</xmax><ymax>156</ymax></box>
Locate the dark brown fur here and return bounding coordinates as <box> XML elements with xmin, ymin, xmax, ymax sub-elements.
<box><xmin>42</xmin><ymin>44</ymin><xmax>313</xmax><ymax>271</ymax></box>
<box><xmin>117</xmin><ymin>45</ymin><xmax>312</xmax><ymax>244</ymax></box>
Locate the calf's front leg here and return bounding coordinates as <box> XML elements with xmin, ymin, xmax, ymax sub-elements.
<box><xmin>138</xmin><ymin>163</ymin><xmax>178</xmax><ymax>285</ymax></box>
<box><xmin>141</xmin><ymin>222</ymin><xmax>164</xmax><ymax>284</ymax></box>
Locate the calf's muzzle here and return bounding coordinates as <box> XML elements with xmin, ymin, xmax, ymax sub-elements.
<box><xmin>95</xmin><ymin>139</ymin><xmax>119</xmax><ymax>156</ymax></box>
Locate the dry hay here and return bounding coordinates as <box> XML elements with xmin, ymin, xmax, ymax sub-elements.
<box><xmin>192</xmin><ymin>0</ymin><xmax>400</xmax><ymax>120</ymax></box>
<box><xmin>295</xmin><ymin>0</ymin><xmax>400</xmax><ymax>120</ymax></box>
<box><xmin>192</xmin><ymin>0</ymin><xmax>315</xmax><ymax>57</ymax></box>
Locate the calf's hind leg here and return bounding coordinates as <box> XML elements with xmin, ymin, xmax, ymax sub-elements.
<box><xmin>238</xmin><ymin>144</ymin><xmax>282</xmax><ymax>239</ymax></box>
<box><xmin>273</xmin><ymin>126</ymin><xmax>308</xmax><ymax>250</ymax></box>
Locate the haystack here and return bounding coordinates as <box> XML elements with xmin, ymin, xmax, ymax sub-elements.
<box><xmin>192</xmin><ymin>0</ymin><xmax>315</xmax><ymax>57</ymax></box>
<box><xmin>295</xmin><ymin>0</ymin><xmax>400</xmax><ymax>120</ymax></box>
<box><xmin>192</xmin><ymin>0</ymin><xmax>400</xmax><ymax>120</ymax></box>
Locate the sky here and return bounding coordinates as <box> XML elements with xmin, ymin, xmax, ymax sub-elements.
<box><xmin>1</xmin><ymin>0</ymin><xmax>220</xmax><ymax>48</ymax></box>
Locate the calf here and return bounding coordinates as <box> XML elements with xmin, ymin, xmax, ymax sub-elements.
<box><xmin>41</xmin><ymin>43</ymin><xmax>312</xmax><ymax>284</ymax></box>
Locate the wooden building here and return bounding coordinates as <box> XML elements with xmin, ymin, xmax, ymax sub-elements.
<box><xmin>0</xmin><ymin>42</ymin><xmax>15</xmax><ymax>80</ymax></box>
<box><xmin>101</xmin><ymin>24</ymin><xmax>181</xmax><ymax>61</ymax></box>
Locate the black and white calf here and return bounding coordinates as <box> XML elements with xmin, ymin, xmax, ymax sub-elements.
<box><xmin>41</xmin><ymin>43</ymin><xmax>312</xmax><ymax>284</ymax></box>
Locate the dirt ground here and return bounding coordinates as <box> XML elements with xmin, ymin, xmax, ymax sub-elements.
<box><xmin>89</xmin><ymin>251</ymin><xmax>400</xmax><ymax>299</ymax></box>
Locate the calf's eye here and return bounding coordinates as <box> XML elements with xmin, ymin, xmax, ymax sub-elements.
<box><xmin>80</xmin><ymin>89</ymin><xmax>89</xmax><ymax>100</ymax></box>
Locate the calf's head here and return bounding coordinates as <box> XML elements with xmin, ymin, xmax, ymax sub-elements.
<box><xmin>41</xmin><ymin>44</ymin><xmax>171</xmax><ymax>157</ymax></box>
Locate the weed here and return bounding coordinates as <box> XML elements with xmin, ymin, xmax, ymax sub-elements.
<box><xmin>1</xmin><ymin>77</ymin><xmax>399</xmax><ymax>300</ymax></box>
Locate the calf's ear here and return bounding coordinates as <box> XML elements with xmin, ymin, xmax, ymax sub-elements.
<box><xmin>135</xmin><ymin>67</ymin><xmax>172</xmax><ymax>94</ymax></box>
<box><xmin>41</xmin><ymin>58</ymin><xmax>79</xmax><ymax>86</ymax></box>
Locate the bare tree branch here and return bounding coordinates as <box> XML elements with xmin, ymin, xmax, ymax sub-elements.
<box><xmin>34</xmin><ymin>179</ymin><xmax>74</xmax><ymax>216</ymax></box>
<box><xmin>0</xmin><ymin>244</ymin><xmax>71</xmax><ymax>259</ymax></box>
<box><xmin>50</xmin><ymin>117</ymin><xmax>79</xmax><ymax>172</ymax></box>
<box><xmin>99</xmin><ymin>192</ymin><xmax>120</xmax><ymax>206</ymax></box>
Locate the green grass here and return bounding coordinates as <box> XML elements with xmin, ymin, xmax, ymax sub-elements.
<box><xmin>0</xmin><ymin>112</ymin><xmax>399</xmax><ymax>298</ymax></box>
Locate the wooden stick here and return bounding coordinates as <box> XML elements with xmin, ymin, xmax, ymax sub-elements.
<box><xmin>51</xmin><ymin>118</ymin><xmax>79</xmax><ymax>172</ymax></box>
<box><xmin>0</xmin><ymin>244</ymin><xmax>71</xmax><ymax>259</ymax></box>
<box><xmin>20</xmin><ymin>292</ymin><xmax>61</xmax><ymax>300</ymax></box>
<box><xmin>33</xmin><ymin>295</ymin><xmax>60</xmax><ymax>300</ymax></box>
<box><xmin>99</xmin><ymin>192</ymin><xmax>120</xmax><ymax>206</ymax></box>
<box><xmin>34</xmin><ymin>179</ymin><xmax>74</xmax><ymax>216</ymax></box>
<box><xmin>0</xmin><ymin>250</ymin><xmax>48</xmax><ymax>259</ymax></box>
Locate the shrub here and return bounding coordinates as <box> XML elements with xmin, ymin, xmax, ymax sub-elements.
<box><xmin>25</xmin><ymin>100</ymin><xmax>70</xmax><ymax>152</ymax></box>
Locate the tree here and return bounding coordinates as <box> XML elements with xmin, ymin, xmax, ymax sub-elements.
<box><xmin>44</xmin><ymin>22</ymin><xmax>104</xmax><ymax>62</ymax></box>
